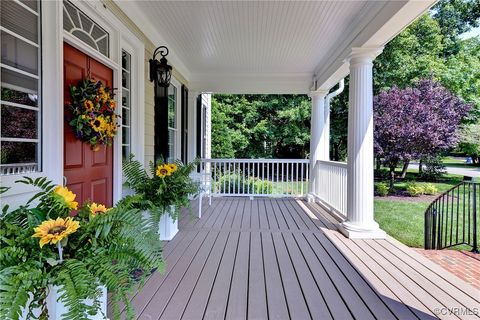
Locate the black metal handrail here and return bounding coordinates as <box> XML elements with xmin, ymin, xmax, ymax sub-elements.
<box><xmin>424</xmin><ymin>181</ymin><xmax>478</xmax><ymax>253</ymax></box>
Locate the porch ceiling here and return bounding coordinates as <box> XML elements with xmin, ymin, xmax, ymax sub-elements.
<box><xmin>116</xmin><ymin>0</ymin><xmax>435</xmax><ymax>94</ymax></box>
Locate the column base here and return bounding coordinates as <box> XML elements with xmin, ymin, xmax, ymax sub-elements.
<box><xmin>306</xmin><ymin>193</ymin><xmax>316</xmax><ymax>203</ymax></box>
<box><xmin>339</xmin><ymin>221</ymin><xmax>386</xmax><ymax>239</ymax></box>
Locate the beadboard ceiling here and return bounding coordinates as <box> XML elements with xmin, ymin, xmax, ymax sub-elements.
<box><xmin>117</xmin><ymin>0</ymin><xmax>435</xmax><ymax>93</ymax></box>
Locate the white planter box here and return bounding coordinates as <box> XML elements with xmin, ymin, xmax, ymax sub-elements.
<box><xmin>142</xmin><ymin>205</ymin><xmax>179</xmax><ymax>241</ymax></box>
<box><xmin>22</xmin><ymin>285</ymin><xmax>107</xmax><ymax>320</ymax></box>
<box><xmin>159</xmin><ymin>205</ymin><xmax>178</xmax><ymax>241</ymax></box>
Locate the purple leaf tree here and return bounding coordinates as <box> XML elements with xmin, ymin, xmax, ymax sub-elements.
<box><xmin>374</xmin><ymin>79</ymin><xmax>471</xmax><ymax>188</ymax></box>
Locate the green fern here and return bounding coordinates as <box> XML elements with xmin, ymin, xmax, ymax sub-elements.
<box><xmin>0</xmin><ymin>177</ymin><xmax>165</xmax><ymax>320</ymax></box>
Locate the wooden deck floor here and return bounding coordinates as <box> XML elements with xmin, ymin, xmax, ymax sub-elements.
<box><xmin>120</xmin><ymin>198</ymin><xmax>480</xmax><ymax>320</ymax></box>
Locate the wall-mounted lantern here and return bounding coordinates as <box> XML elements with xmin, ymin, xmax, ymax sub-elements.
<box><xmin>150</xmin><ymin>46</ymin><xmax>173</xmax><ymax>164</ymax></box>
<box><xmin>149</xmin><ymin>46</ymin><xmax>172</xmax><ymax>91</ymax></box>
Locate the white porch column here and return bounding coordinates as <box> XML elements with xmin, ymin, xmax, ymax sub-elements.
<box><xmin>308</xmin><ymin>90</ymin><xmax>329</xmax><ymax>200</ymax></box>
<box><xmin>340</xmin><ymin>47</ymin><xmax>386</xmax><ymax>239</ymax></box>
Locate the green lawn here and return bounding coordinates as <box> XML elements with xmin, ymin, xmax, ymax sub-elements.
<box><xmin>373</xmin><ymin>169</ymin><xmax>479</xmax><ymax>249</ymax></box>
<box><xmin>375</xmin><ymin>199</ymin><xmax>429</xmax><ymax>247</ymax></box>
<box><xmin>375</xmin><ymin>178</ymin><xmax>480</xmax><ymax>250</ymax></box>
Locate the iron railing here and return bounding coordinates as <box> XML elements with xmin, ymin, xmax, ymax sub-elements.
<box><xmin>425</xmin><ymin>181</ymin><xmax>479</xmax><ymax>252</ymax></box>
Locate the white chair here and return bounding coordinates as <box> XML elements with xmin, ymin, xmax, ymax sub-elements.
<box><xmin>191</xmin><ymin>171</ymin><xmax>212</xmax><ymax>218</ymax></box>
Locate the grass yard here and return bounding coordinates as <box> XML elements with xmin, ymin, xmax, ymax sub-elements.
<box><xmin>374</xmin><ymin>171</ymin><xmax>479</xmax><ymax>250</ymax></box>
<box><xmin>375</xmin><ymin>199</ymin><xmax>429</xmax><ymax>247</ymax></box>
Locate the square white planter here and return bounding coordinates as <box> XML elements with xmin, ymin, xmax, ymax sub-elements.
<box><xmin>22</xmin><ymin>285</ymin><xmax>107</xmax><ymax>320</ymax></box>
<box><xmin>159</xmin><ymin>206</ymin><xmax>178</xmax><ymax>241</ymax></box>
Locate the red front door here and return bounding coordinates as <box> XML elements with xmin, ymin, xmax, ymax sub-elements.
<box><xmin>63</xmin><ymin>42</ymin><xmax>113</xmax><ymax>207</ymax></box>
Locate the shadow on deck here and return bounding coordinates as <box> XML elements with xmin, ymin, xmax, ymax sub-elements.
<box><xmin>117</xmin><ymin>198</ymin><xmax>480</xmax><ymax>320</ymax></box>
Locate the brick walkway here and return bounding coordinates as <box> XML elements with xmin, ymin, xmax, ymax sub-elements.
<box><xmin>415</xmin><ymin>249</ymin><xmax>480</xmax><ymax>290</ymax></box>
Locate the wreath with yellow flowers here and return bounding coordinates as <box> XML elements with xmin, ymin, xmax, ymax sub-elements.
<box><xmin>67</xmin><ymin>79</ymin><xmax>118</xmax><ymax>151</ymax></box>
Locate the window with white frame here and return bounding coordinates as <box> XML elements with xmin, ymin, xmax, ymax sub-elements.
<box><xmin>121</xmin><ymin>50</ymin><xmax>131</xmax><ymax>161</ymax></box>
<box><xmin>1</xmin><ymin>0</ymin><xmax>42</xmax><ymax>175</ymax></box>
<box><xmin>63</xmin><ymin>0</ymin><xmax>109</xmax><ymax>57</ymax></box>
<box><xmin>167</xmin><ymin>85</ymin><xmax>177</xmax><ymax>163</ymax></box>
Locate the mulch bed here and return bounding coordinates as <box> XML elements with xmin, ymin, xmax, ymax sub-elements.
<box><xmin>375</xmin><ymin>189</ymin><xmax>439</xmax><ymax>203</ymax></box>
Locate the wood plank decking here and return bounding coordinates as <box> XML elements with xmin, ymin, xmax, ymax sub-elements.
<box><xmin>120</xmin><ymin>198</ymin><xmax>480</xmax><ymax>320</ymax></box>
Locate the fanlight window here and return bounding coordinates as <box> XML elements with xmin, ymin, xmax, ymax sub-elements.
<box><xmin>63</xmin><ymin>1</ymin><xmax>110</xmax><ymax>57</ymax></box>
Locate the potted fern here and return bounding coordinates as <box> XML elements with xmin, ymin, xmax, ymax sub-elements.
<box><xmin>122</xmin><ymin>155</ymin><xmax>200</xmax><ymax>240</ymax></box>
<box><xmin>0</xmin><ymin>177</ymin><xmax>163</xmax><ymax>320</ymax></box>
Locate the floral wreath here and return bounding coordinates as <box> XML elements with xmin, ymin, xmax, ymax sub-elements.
<box><xmin>67</xmin><ymin>78</ymin><xmax>118</xmax><ymax>151</ymax></box>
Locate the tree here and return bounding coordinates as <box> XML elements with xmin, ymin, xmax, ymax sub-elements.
<box><xmin>433</xmin><ymin>0</ymin><xmax>480</xmax><ymax>54</ymax></box>
<box><xmin>211</xmin><ymin>100</ymin><xmax>235</xmax><ymax>158</ymax></box>
<box><xmin>456</xmin><ymin>123</ymin><xmax>480</xmax><ymax>164</ymax></box>
<box><xmin>374</xmin><ymin>79</ymin><xmax>471</xmax><ymax>188</ymax></box>
<box><xmin>329</xmin><ymin>78</ymin><xmax>349</xmax><ymax>161</ymax></box>
<box><xmin>374</xmin><ymin>15</ymin><xmax>446</xmax><ymax>92</ymax></box>
<box><xmin>211</xmin><ymin>94</ymin><xmax>311</xmax><ymax>159</ymax></box>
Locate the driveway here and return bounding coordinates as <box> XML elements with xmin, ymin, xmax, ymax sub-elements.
<box><xmin>409</xmin><ymin>163</ymin><xmax>480</xmax><ymax>178</ymax></box>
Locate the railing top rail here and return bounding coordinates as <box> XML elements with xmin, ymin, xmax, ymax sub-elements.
<box><xmin>425</xmin><ymin>180</ymin><xmax>478</xmax><ymax>212</ymax></box>
<box><xmin>0</xmin><ymin>162</ymin><xmax>37</xmax><ymax>167</ymax></box>
<box><xmin>201</xmin><ymin>158</ymin><xmax>309</xmax><ymax>164</ymax></box>
<box><xmin>316</xmin><ymin>160</ymin><xmax>348</xmax><ymax>168</ymax></box>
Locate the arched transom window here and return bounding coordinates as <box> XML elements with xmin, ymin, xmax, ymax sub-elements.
<box><xmin>63</xmin><ymin>1</ymin><xmax>110</xmax><ymax>57</ymax></box>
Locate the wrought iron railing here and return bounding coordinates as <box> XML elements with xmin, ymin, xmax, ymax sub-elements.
<box><xmin>424</xmin><ymin>181</ymin><xmax>479</xmax><ymax>252</ymax></box>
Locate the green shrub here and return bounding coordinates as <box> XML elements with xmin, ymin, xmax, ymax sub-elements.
<box><xmin>418</xmin><ymin>155</ymin><xmax>446</xmax><ymax>181</ymax></box>
<box><xmin>216</xmin><ymin>173</ymin><xmax>273</xmax><ymax>194</ymax></box>
<box><xmin>406</xmin><ymin>182</ymin><xmax>424</xmax><ymax>196</ymax></box>
<box><xmin>422</xmin><ymin>183</ymin><xmax>438</xmax><ymax>195</ymax></box>
<box><xmin>376</xmin><ymin>182</ymin><xmax>389</xmax><ymax>196</ymax></box>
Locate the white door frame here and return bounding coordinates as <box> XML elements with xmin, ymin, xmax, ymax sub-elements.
<box><xmin>62</xmin><ymin>0</ymin><xmax>145</xmax><ymax>205</ymax></box>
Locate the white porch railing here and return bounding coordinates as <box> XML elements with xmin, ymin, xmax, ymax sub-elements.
<box><xmin>314</xmin><ymin>160</ymin><xmax>347</xmax><ymax>218</ymax></box>
<box><xmin>0</xmin><ymin>163</ymin><xmax>38</xmax><ymax>175</ymax></box>
<box><xmin>199</xmin><ymin>159</ymin><xmax>309</xmax><ymax>197</ymax></box>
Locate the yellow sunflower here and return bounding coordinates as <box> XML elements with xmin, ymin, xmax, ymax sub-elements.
<box><xmin>90</xmin><ymin>116</ymin><xmax>107</xmax><ymax>132</ymax></box>
<box><xmin>166</xmin><ymin>163</ymin><xmax>177</xmax><ymax>173</ymax></box>
<box><xmin>83</xmin><ymin>100</ymin><xmax>94</xmax><ymax>111</ymax></box>
<box><xmin>32</xmin><ymin>217</ymin><xmax>80</xmax><ymax>248</ymax></box>
<box><xmin>54</xmin><ymin>185</ymin><xmax>78</xmax><ymax>210</ymax></box>
<box><xmin>89</xmin><ymin>202</ymin><xmax>110</xmax><ymax>217</ymax></box>
<box><xmin>156</xmin><ymin>164</ymin><xmax>171</xmax><ymax>178</ymax></box>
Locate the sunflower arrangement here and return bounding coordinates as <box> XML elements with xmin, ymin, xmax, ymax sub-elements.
<box><xmin>67</xmin><ymin>78</ymin><xmax>118</xmax><ymax>151</ymax></box>
<box><xmin>122</xmin><ymin>155</ymin><xmax>199</xmax><ymax>222</ymax></box>
<box><xmin>0</xmin><ymin>177</ymin><xmax>163</xmax><ymax>320</ymax></box>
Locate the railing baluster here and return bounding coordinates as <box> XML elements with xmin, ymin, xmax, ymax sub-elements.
<box><xmin>423</xmin><ymin>181</ymin><xmax>479</xmax><ymax>252</ymax></box>
<box><xmin>472</xmin><ymin>183</ymin><xmax>478</xmax><ymax>253</ymax></box>
<box><xmin>300</xmin><ymin>162</ymin><xmax>304</xmax><ymax>196</ymax></box>
<box><xmin>456</xmin><ymin>185</ymin><xmax>460</xmax><ymax>244</ymax></box>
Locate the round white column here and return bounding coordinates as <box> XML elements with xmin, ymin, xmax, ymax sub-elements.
<box><xmin>340</xmin><ymin>48</ymin><xmax>386</xmax><ymax>239</ymax></box>
<box><xmin>308</xmin><ymin>90</ymin><xmax>328</xmax><ymax>199</ymax></box>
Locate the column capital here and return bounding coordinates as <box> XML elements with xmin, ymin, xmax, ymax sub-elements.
<box><xmin>347</xmin><ymin>47</ymin><xmax>384</xmax><ymax>65</ymax></box>
<box><xmin>309</xmin><ymin>89</ymin><xmax>329</xmax><ymax>98</ymax></box>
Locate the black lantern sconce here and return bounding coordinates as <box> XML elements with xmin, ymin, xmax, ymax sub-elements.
<box><xmin>149</xmin><ymin>46</ymin><xmax>172</xmax><ymax>92</ymax></box>
<box><xmin>150</xmin><ymin>46</ymin><xmax>173</xmax><ymax>165</ymax></box>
